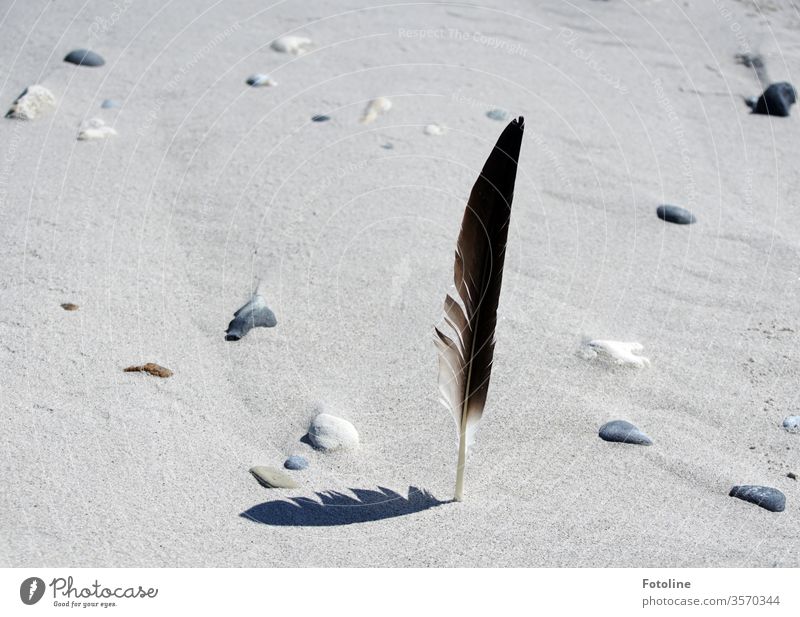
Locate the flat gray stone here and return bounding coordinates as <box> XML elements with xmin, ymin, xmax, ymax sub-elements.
<box><xmin>657</xmin><ymin>204</ymin><xmax>696</xmax><ymax>225</ymax></box>
<box><xmin>599</xmin><ymin>420</ymin><xmax>653</xmax><ymax>445</ymax></box>
<box><xmin>250</xmin><ymin>466</ymin><xmax>299</xmax><ymax>489</ymax></box>
<box><xmin>486</xmin><ymin>108</ymin><xmax>509</xmax><ymax>121</ymax></box>
<box><xmin>729</xmin><ymin>485</ymin><xmax>785</xmax><ymax>512</ymax></box>
<box><xmin>64</xmin><ymin>49</ymin><xmax>105</xmax><ymax>67</ymax></box>
<box><xmin>101</xmin><ymin>99</ymin><xmax>121</xmax><ymax>109</ymax></box>
<box><xmin>307</xmin><ymin>413</ymin><xmax>359</xmax><ymax>452</ymax></box>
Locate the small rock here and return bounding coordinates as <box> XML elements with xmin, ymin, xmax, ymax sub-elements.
<box><xmin>788</xmin><ymin>472</ymin><xmax>797</xmax><ymax>481</ymax></box>
<box><xmin>101</xmin><ymin>99</ymin><xmax>121</xmax><ymax>109</ymax></box>
<box><xmin>284</xmin><ymin>455</ymin><xmax>309</xmax><ymax>470</ymax></box>
<box><xmin>657</xmin><ymin>204</ymin><xmax>696</xmax><ymax>225</ymax></box>
<box><xmin>77</xmin><ymin>118</ymin><xmax>116</xmax><ymax>141</ymax></box>
<box><xmin>64</xmin><ymin>49</ymin><xmax>105</xmax><ymax>67</ymax></box>
<box><xmin>747</xmin><ymin>82</ymin><xmax>796</xmax><ymax>117</ymax></box>
<box><xmin>599</xmin><ymin>420</ymin><xmax>653</xmax><ymax>446</ymax></box>
<box><xmin>246</xmin><ymin>73</ymin><xmax>277</xmax><ymax>87</ymax></box>
<box><xmin>311</xmin><ymin>114</ymin><xmax>330</xmax><ymax>122</ymax></box>
<box><xmin>782</xmin><ymin>415</ymin><xmax>800</xmax><ymax>433</ymax></box>
<box><xmin>5</xmin><ymin>85</ymin><xmax>56</xmax><ymax>120</ymax></box>
<box><xmin>307</xmin><ymin>413</ymin><xmax>359</xmax><ymax>451</ymax></box>
<box><xmin>270</xmin><ymin>35</ymin><xmax>312</xmax><ymax>55</ymax></box>
<box><xmin>729</xmin><ymin>485</ymin><xmax>785</xmax><ymax>512</ymax></box>
<box><xmin>486</xmin><ymin>108</ymin><xmax>509</xmax><ymax>121</ymax></box>
<box><xmin>225</xmin><ymin>293</ymin><xmax>277</xmax><ymax>341</ymax></box>
<box><xmin>250</xmin><ymin>466</ymin><xmax>299</xmax><ymax>489</ymax></box>
<box><xmin>380</xmin><ymin>143</ymin><xmax>394</xmax><ymax>150</ymax></box>
<box><xmin>360</xmin><ymin>97</ymin><xmax>391</xmax><ymax>124</ymax></box>
<box><xmin>424</xmin><ymin>123</ymin><xmax>444</xmax><ymax>136</ymax></box>
<box><xmin>123</xmin><ymin>363</ymin><xmax>173</xmax><ymax>378</ymax></box>
<box><xmin>60</xmin><ymin>303</ymin><xmax>79</xmax><ymax>311</ymax></box>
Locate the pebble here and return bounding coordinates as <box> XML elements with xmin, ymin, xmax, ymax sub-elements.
<box><xmin>123</xmin><ymin>363</ymin><xmax>172</xmax><ymax>378</ymax></box>
<box><xmin>582</xmin><ymin>340</ymin><xmax>650</xmax><ymax>367</ymax></box>
<box><xmin>246</xmin><ymin>73</ymin><xmax>277</xmax><ymax>87</ymax></box>
<box><xmin>381</xmin><ymin>143</ymin><xmax>394</xmax><ymax>150</ymax></box>
<box><xmin>424</xmin><ymin>123</ymin><xmax>444</xmax><ymax>136</ymax></box>
<box><xmin>486</xmin><ymin>108</ymin><xmax>509</xmax><ymax>121</ymax></box>
<box><xmin>311</xmin><ymin>114</ymin><xmax>330</xmax><ymax>122</ymax></box>
<box><xmin>729</xmin><ymin>485</ymin><xmax>785</xmax><ymax>512</ymax></box>
<box><xmin>360</xmin><ymin>97</ymin><xmax>392</xmax><ymax>124</ymax></box>
<box><xmin>60</xmin><ymin>303</ymin><xmax>79</xmax><ymax>311</ymax></box>
<box><xmin>77</xmin><ymin>118</ymin><xmax>116</xmax><ymax>141</ymax></box>
<box><xmin>599</xmin><ymin>420</ymin><xmax>653</xmax><ymax>445</ymax></box>
<box><xmin>782</xmin><ymin>415</ymin><xmax>800</xmax><ymax>433</ymax></box>
<box><xmin>101</xmin><ymin>99</ymin><xmax>121</xmax><ymax>109</ymax></box>
<box><xmin>249</xmin><ymin>466</ymin><xmax>299</xmax><ymax>489</ymax></box>
<box><xmin>64</xmin><ymin>49</ymin><xmax>105</xmax><ymax>67</ymax></box>
<box><xmin>5</xmin><ymin>85</ymin><xmax>56</xmax><ymax>120</ymax></box>
<box><xmin>270</xmin><ymin>35</ymin><xmax>312</xmax><ymax>55</ymax></box>
<box><xmin>788</xmin><ymin>472</ymin><xmax>797</xmax><ymax>481</ymax></box>
<box><xmin>284</xmin><ymin>455</ymin><xmax>309</xmax><ymax>471</ymax></box>
<box><xmin>307</xmin><ymin>413</ymin><xmax>359</xmax><ymax>451</ymax></box>
<box><xmin>656</xmin><ymin>204</ymin><xmax>696</xmax><ymax>225</ymax></box>
<box><xmin>747</xmin><ymin>82</ymin><xmax>796</xmax><ymax>117</ymax></box>
<box><xmin>225</xmin><ymin>294</ymin><xmax>277</xmax><ymax>341</ymax></box>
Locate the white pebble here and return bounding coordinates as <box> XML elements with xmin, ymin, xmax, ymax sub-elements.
<box><xmin>77</xmin><ymin>118</ymin><xmax>117</xmax><ymax>141</ymax></box>
<box><xmin>307</xmin><ymin>412</ymin><xmax>359</xmax><ymax>452</ymax></box>
<box><xmin>581</xmin><ymin>339</ymin><xmax>650</xmax><ymax>367</ymax></box>
<box><xmin>271</xmin><ymin>35</ymin><xmax>312</xmax><ymax>55</ymax></box>
<box><xmin>360</xmin><ymin>97</ymin><xmax>392</xmax><ymax>124</ymax></box>
<box><xmin>424</xmin><ymin>123</ymin><xmax>444</xmax><ymax>136</ymax></box>
<box><xmin>6</xmin><ymin>85</ymin><xmax>56</xmax><ymax>120</ymax></box>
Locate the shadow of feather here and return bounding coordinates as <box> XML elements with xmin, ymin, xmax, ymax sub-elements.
<box><xmin>240</xmin><ymin>486</ymin><xmax>448</xmax><ymax>526</ymax></box>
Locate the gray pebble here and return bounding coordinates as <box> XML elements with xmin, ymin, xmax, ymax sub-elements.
<box><xmin>284</xmin><ymin>455</ymin><xmax>309</xmax><ymax>470</ymax></box>
<box><xmin>486</xmin><ymin>108</ymin><xmax>509</xmax><ymax>121</ymax></box>
<box><xmin>246</xmin><ymin>73</ymin><xmax>276</xmax><ymax>87</ymax></box>
<box><xmin>599</xmin><ymin>420</ymin><xmax>653</xmax><ymax>445</ymax></box>
<box><xmin>64</xmin><ymin>49</ymin><xmax>105</xmax><ymax>67</ymax></box>
<box><xmin>729</xmin><ymin>485</ymin><xmax>785</xmax><ymax>512</ymax></box>
<box><xmin>311</xmin><ymin>114</ymin><xmax>330</xmax><ymax>122</ymax></box>
<box><xmin>101</xmin><ymin>99</ymin><xmax>121</xmax><ymax>109</ymax></box>
<box><xmin>748</xmin><ymin>82</ymin><xmax>796</xmax><ymax>117</ymax></box>
<box><xmin>225</xmin><ymin>294</ymin><xmax>277</xmax><ymax>341</ymax></box>
<box><xmin>250</xmin><ymin>466</ymin><xmax>299</xmax><ymax>489</ymax></box>
<box><xmin>657</xmin><ymin>204</ymin><xmax>696</xmax><ymax>225</ymax></box>
<box><xmin>782</xmin><ymin>415</ymin><xmax>800</xmax><ymax>433</ymax></box>
<box><xmin>307</xmin><ymin>413</ymin><xmax>359</xmax><ymax>451</ymax></box>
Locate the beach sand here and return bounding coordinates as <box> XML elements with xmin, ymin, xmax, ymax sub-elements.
<box><xmin>1</xmin><ymin>0</ymin><xmax>798</xmax><ymax>567</ymax></box>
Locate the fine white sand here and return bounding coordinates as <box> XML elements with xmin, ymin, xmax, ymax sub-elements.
<box><xmin>1</xmin><ymin>0</ymin><xmax>798</xmax><ymax>567</ymax></box>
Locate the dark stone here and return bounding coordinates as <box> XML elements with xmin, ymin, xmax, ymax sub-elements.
<box><xmin>748</xmin><ymin>82</ymin><xmax>796</xmax><ymax>117</ymax></box>
<box><xmin>729</xmin><ymin>485</ymin><xmax>785</xmax><ymax>512</ymax></box>
<box><xmin>657</xmin><ymin>204</ymin><xmax>696</xmax><ymax>225</ymax></box>
<box><xmin>599</xmin><ymin>420</ymin><xmax>653</xmax><ymax>445</ymax></box>
<box><xmin>225</xmin><ymin>294</ymin><xmax>277</xmax><ymax>341</ymax></box>
<box><xmin>64</xmin><ymin>49</ymin><xmax>105</xmax><ymax>67</ymax></box>
<box><xmin>311</xmin><ymin>114</ymin><xmax>330</xmax><ymax>122</ymax></box>
<box><xmin>284</xmin><ymin>455</ymin><xmax>309</xmax><ymax>471</ymax></box>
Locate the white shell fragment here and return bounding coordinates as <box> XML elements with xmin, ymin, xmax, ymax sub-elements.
<box><xmin>581</xmin><ymin>339</ymin><xmax>650</xmax><ymax>368</ymax></box>
<box><xmin>77</xmin><ymin>118</ymin><xmax>117</xmax><ymax>141</ymax></box>
<box><xmin>270</xmin><ymin>35</ymin><xmax>312</xmax><ymax>55</ymax></box>
<box><xmin>5</xmin><ymin>85</ymin><xmax>56</xmax><ymax>120</ymax></box>
<box><xmin>360</xmin><ymin>97</ymin><xmax>392</xmax><ymax>124</ymax></box>
<box><xmin>424</xmin><ymin>123</ymin><xmax>444</xmax><ymax>136</ymax></box>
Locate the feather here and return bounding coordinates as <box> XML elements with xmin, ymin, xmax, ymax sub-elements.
<box><xmin>435</xmin><ymin>117</ymin><xmax>524</xmax><ymax>501</ymax></box>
